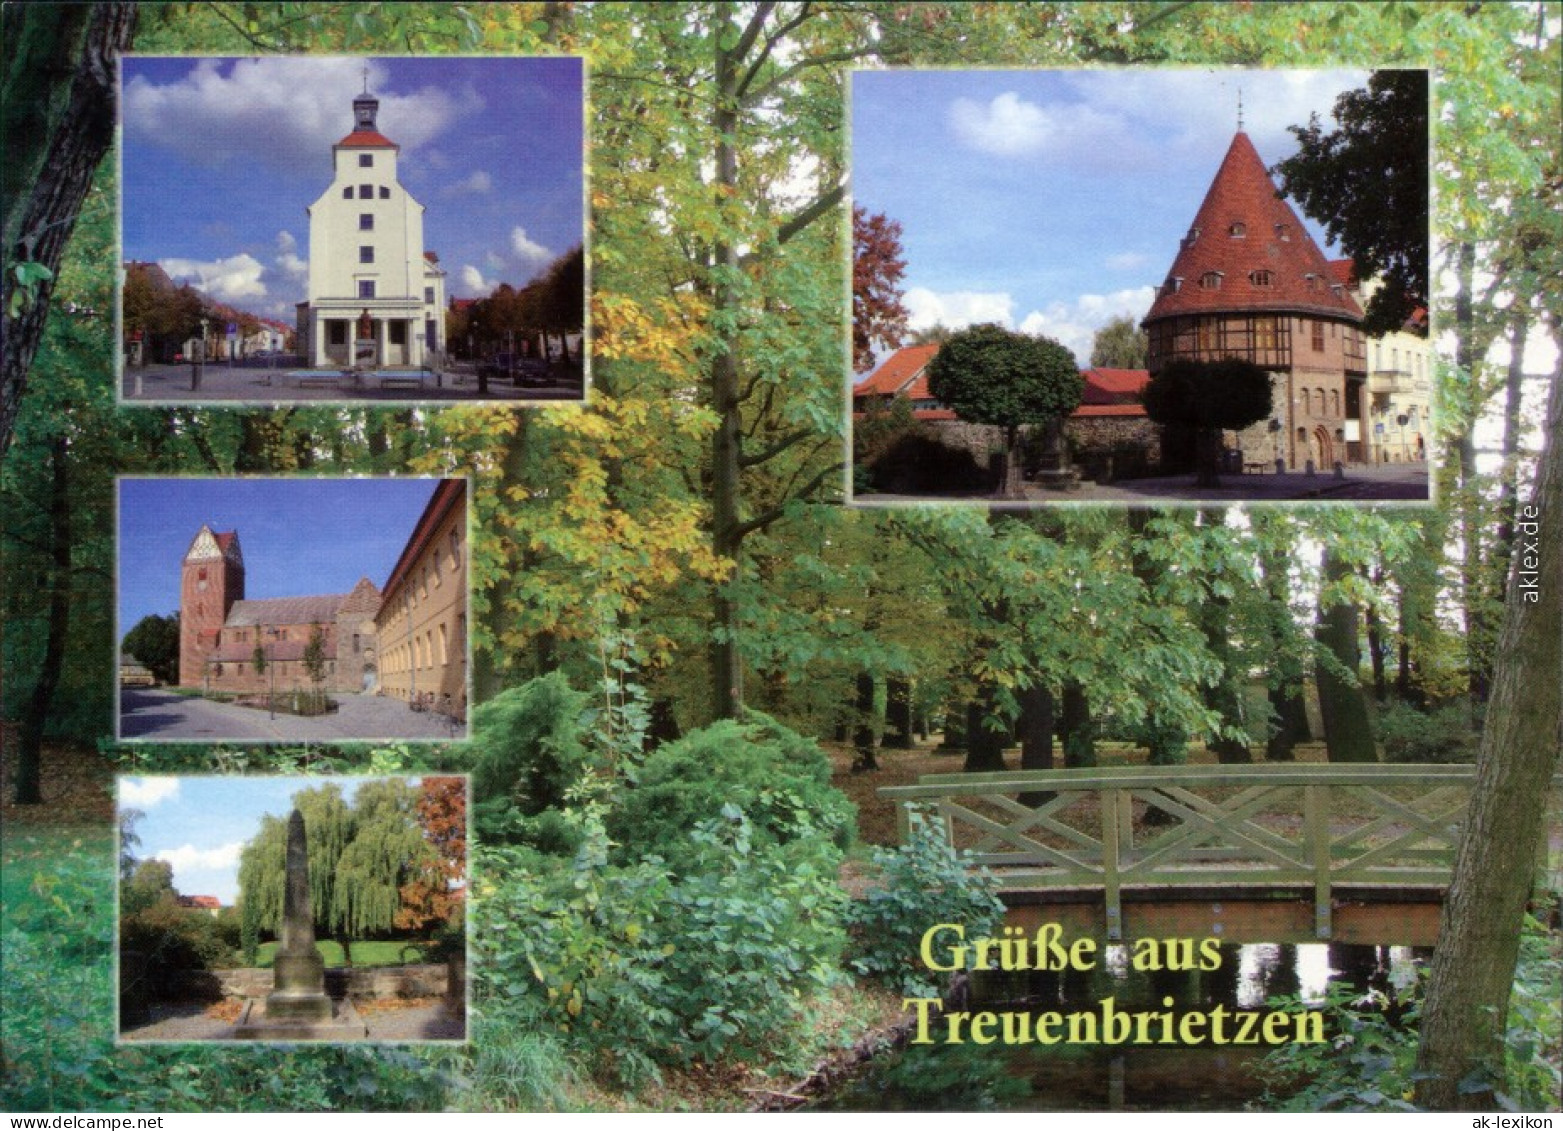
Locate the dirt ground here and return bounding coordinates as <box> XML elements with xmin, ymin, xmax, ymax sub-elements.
<box><xmin>0</xmin><ymin>724</ymin><xmax>116</xmax><ymax>827</ymax></box>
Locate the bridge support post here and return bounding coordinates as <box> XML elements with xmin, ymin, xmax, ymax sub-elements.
<box><xmin>1305</xmin><ymin>784</ymin><xmax>1332</xmax><ymax>939</ymax></box>
<box><xmin>1102</xmin><ymin>787</ymin><xmax>1124</xmax><ymax>940</ymax></box>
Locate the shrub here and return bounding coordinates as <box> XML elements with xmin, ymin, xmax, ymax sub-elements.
<box><xmin>462</xmin><ymin>674</ymin><xmax>594</xmax><ymax>845</ymax></box>
<box><xmin>1376</xmin><ymin>701</ymin><xmax>1479</xmax><ymax>764</ymax></box>
<box><xmin>607</xmin><ymin>711</ymin><xmax>856</xmax><ymax>872</ymax></box>
<box><xmin>844</xmin><ymin>807</ymin><xmax>1005</xmax><ymax>997</ymax></box>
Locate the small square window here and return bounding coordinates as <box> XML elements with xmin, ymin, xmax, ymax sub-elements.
<box><xmin>359</xmin><ymin>154</ymin><xmax>373</xmax><ymax>167</ymax></box>
<box><xmin>342</xmin><ymin>186</ymin><xmax>352</xmax><ymax>199</ymax></box>
<box><xmin>360</xmin><ymin>184</ymin><xmax>373</xmax><ymax>199</ymax></box>
<box><xmin>359</xmin><ymin>213</ymin><xmax>374</xmax><ymax>230</ymax></box>
<box><xmin>424</xmin><ymin>287</ymin><xmax>434</xmax><ymax>304</ymax></box>
<box><xmin>359</xmin><ymin>280</ymin><xmax>376</xmax><ymax>299</ymax></box>
<box><xmin>378</xmin><ymin>186</ymin><xmax>390</xmax><ymax>199</ymax></box>
<box><xmin>360</xmin><ymin>246</ymin><xmax>375</xmax><ymax>264</ymax></box>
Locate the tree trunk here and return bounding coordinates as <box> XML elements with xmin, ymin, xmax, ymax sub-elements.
<box><xmin>1197</xmin><ymin>510</ymin><xmax>1254</xmax><ymax>763</ymax></box>
<box><xmin>1364</xmin><ymin>567</ymin><xmax>1389</xmax><ymax>702</ymax></box>
<box><xmin>939</xmin><ymin>696</ymin><xmax>967</xmax><ymax>750</ymax></box>
<box><xmin>1060</xmin><ymin>681</ymin><xmax>1096</xmax><ymax>768</ymax></box>
<box><xmin>963</xmin><ymin>689</ymin><xmax>1008</xmax><ymax>773</ymax></box>
<box><xmin>1</xmin><ymin>3</ymin><xmax>137</xmax><ymax>456</ymax></box>
<box><xmin>1314</xmin><ymin>547</ymin><xmax>1378</xmax><ymax>763</ymax></box>
<box><xmin>884</xmin><ymin>677</ymin><xmax>914</xmax><ymax>749</ymax></box>
<box><xmin>851</xmin><ymin>671</ymin><xmax>878</xmax><ymax>772</ymax></box>
<box><xmin>1194</xmin><ymin>426</ymin><xmax>1223</xmax><ymax>489</ymax></box>
<box><xmin>995</xmin><ymin>424</ymin><xmax>1025</xmax><ymax>500</ymax></box>
<box><xmin>14</xmin><ymin>437</ymin><xmax>69</xmax><ymax>804</ymax></box>
<box><xmin>1414</xmin><ymin>374</ymin><xmax>1562</xmax><ymax>1109</ymax></box>
<box><xmin>1018</xmin><ymin>684</ymin><xmax>1054</xmax><ymax>773</ymax></box>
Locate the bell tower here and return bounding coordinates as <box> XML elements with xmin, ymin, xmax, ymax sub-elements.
<box><xmin>179</xmin><ymin>525</ymin><xmax>244</xmax><ymax>686</ymax></box>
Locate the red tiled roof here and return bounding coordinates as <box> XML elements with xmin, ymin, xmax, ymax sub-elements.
<box><xmin>214</xmin><ymin>531</ymin><xmax>237</xmax><ymax>553</ymax></box>
<box><xmin>1327</xmin><ymin>258</ymin><xmax>1357</xmax><ymax>288</ymax></box>
<box><xmin>854</xmin><ymin>343</ymin><xmax>940</xmax><ymax>398</ymax></box>
<box><xmin>379</xmin><ymin>480</ymin><xmax>466</xmax><ymax>605</ymax></box>
<box><xmin>336</xmin><ymin>129</ymin><xmax>398</xmax><ymax>149</ymax></box>
<box><xmin>1072</xmin><ymin>403</ymin><xmax>1147</xmax><ymax>418</ymax></box>
<box><xmin>1143</xmin><ymin>132</ymin><xmax>1362</xmax><ymax>325</ymax></box>
<box><xmin>226</xmin><ymin>594</ymin><xmax>344</xmax><ymax>628</ymax></box>
<box><xmin>1081</xmin><ymin>367</ymin><xmax>1149</xmax><ymax>405</ymax></box>
<box><xmin>338</xmin><ymin>577</ymin><xmax>382</xmax><ymax>616</ymax></box>
<box><xmin>178</xmin><ymin>895</ymin><xmax>221</xmax><ymax>910</ymax></box>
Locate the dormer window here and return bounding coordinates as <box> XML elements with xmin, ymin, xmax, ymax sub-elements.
<box><xmin>1200</xmin><ymin>271</ymin><xmax>1224</xmax><ymax>290</ymax></box>
<box><xmin>1229</xmin><ymin>222</ymin><xmax>1246</xmax><ymax>238</ymax></box>
<box><xmin>1330</xmin><ymin>284</ymin><xmax>1345</xmax><ymax>297</ymax></box>
<box><xmin>1164</xmin><ymin>276</ymin><xmax>1183</xmax><ymax>295</ymax></box>
<box><xmin>1274</xmin><ymin>223</ymin><xmax>1291</xmax><ymax>241</ymax></box>
<box><xmin>1186</xmin><ymin>227</ymin><xmax>1201</xmax><ymax>245</ymax></box>
<box><xmin>1250</xmin><ymin>270</ymin><xmax>1274</xmax><ymax>287</ymax></box>
<box><xmin>1303</xmin><ymin>273</ymin><xmax>1320</xmax><ymax>292</ymax></box>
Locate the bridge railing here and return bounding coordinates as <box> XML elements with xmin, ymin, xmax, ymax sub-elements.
<box><xmin>879</xmin><ymin>763</ymin><xmax>1562</xmax><ymax>940</ymax></box>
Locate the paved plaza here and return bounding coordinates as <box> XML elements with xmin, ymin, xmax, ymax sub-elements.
<box><xmin>120</xmin><ymin>358</ymin><xmax>584</xmax><ymax>403</ymax></box>
<box><xmin>120</xmin><ymin>687</ymin><xmax>465</xmax><ymax>742</ymax></box>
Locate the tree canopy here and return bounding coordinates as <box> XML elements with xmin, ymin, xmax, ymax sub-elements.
<box><xmin>1089</xmin><ymin>315</ymin><xmax>1148</xmax><ymax>369</ymax></box>
<box><xmin>1142</xmin><ymin>357</ymin><xmax>1273</xmax><ymax>487</ymax></box>
<box><xmin>1273</xmin><ymin>70</ymin><xmax>1430</xmax><ymax>336</ymax></box>
<box><xmin>852</xmin><ymin>206</ymin><xmax>910</xmax><ymax>373</ymax></box>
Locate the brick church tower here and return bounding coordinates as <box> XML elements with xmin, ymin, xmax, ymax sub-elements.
<box><xmin>179</xmin><ymin>525</ymin><xmax>244</xmax><ymax>686</ymax></box>
<box><xmin>1142</xmin><ymin>130</ymin><xmax>1368</xmax><ymax>470</ymax></box>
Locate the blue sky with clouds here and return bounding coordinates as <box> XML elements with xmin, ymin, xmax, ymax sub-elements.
<box><xmin>121</xmin><ymin>56</ymin><xmax>583</xmax><ymax>321</ymax></box>
<box><xmin>118</xmin><ymin>477</ymin><xmax>444</xmax><ymax>636</ymax></box>
<box><xmin>851</xmin><ymin>67</ymin><xmax>1372</xmax><ymax>369</ymax></box>
<box><xmin>119</xmin><ymin>776</ymin><xmax>421</xmax><ymax>904</ymax></box>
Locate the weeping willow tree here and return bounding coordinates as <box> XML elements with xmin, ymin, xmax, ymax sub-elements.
<box><xmin>332</xmin><ymin>779</ymin><xmax>431</xmax><ymax>947</ymax></box>
<box><xmin>236</xmin><ymin>813</ymin><xmax>285</xmax><ymax>966</ymax></box>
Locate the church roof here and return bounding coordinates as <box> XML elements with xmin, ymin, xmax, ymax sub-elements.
<box><xmin>338</xmin><ymin>577</ymin><xmax>382</xmax><ymax>616</ymax></box>
<box><xmin>225</xmin><ymin>593</ymin><xmax>345</xmax><ymax>628</ymax></box>
<box><xmin>1143</xmin><ymin>131</ymin><xmax>1362</xmax><ymax>325</ymax></box>
<box><xmin>335</xmin><ymin>129</ymin><xmax>398</xmax><ymax>149</ymax></box>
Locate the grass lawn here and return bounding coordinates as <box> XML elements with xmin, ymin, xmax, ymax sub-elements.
<box><xmin>248</xmin><ymin>938</ymin><xmax>437</xmax><ymax>968</ymax></box>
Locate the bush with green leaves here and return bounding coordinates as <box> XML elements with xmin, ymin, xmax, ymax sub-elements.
<box><xmin>461</xmin><ymin>673</ymin><xmax>595</xmax><ymax>847</ymax></box>
<box><xmin>607</xmin><ymin>711</ymin><xmax>856</xmax><ymax>872</ymax></box>
<box><xmin>473</xmin><ymin>804</ymin><xmax>849</xmax><ymax>1084</ymax></box>
<box><xmin>844</xmin><ymin>807</ymin><xmax>1005</xmax><ymax>997</ymax></box>
<box><xmin>1376</xmin><ymin>701</ymin><xmax>1480</xmax><ymax>764</ymax></box>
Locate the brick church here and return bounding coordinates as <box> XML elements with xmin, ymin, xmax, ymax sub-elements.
<box><xmin>1141</xmin><ymin>129</ymin><xmax>1368</xmax><ymax>470</ymax></box>
<box><xmin>176</xmin><ymin>480</ymin><xmax>469</xmax><ymax>718</ymax></box>
<box><xmin>177</xmin><ymin>526</ymin><xmax>382</xmax><ymax>693</ymax></box>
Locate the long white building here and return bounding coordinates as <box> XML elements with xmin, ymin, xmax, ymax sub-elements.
<box><xmin>298</xmin><ymin>84</ymin><xmax>445</xmax><ymax>368</ymax></box>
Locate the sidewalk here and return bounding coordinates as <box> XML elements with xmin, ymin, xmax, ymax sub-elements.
<box><xmin>120</xmin><ymin>361</ymin><xmax>584</xmax><ymax>403</ymax></box>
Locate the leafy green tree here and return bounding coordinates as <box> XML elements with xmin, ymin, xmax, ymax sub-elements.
<box><xmin>121</xmin><ymin>613</ymin><xmax>178</xmax><ymax>685</ymax></box>
<box><xmin>1272</xmin><ymin>70</ymin><xmax>1429</xmax><ymax>336</ymax></box>
<box><xmin>925</xmin><ymin>323</ymin><xmax>1082</xmax><ymax>499</ymax></box>
<box><xmin>302</xmin><ymin>622</ymin><xmax>326</xmax><ymax>686</ymax></box>
<box><xmin>1141</xmin><ymin>357</ymin><xmax>1272</xmax><ymax>488</ymax></box>
<box><xmin>1089</xmin><ymin>315</ymin><xmax>1148</xmax><ymax>369</ymax></box>
<box><xmin>122</xmin><ymin>857</ymin><xmax>175</xmax><ymax>914</ymax></box>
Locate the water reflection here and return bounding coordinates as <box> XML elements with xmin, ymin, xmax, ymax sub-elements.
<box><xmin>819</xmin><ymin>942</ymin><xmax>1428</xmax><ymax>1111</ymax></box>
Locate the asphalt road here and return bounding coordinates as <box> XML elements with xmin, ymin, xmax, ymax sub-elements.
<box><xmin>120</xmin><ymin>687</ymin><xmax>465</xmax><ymax>742</ymax></box>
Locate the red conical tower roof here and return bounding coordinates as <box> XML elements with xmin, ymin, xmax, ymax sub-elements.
<box><xmin>1143</xmin><ymin>132</ymin><xmax>1361</xmax><ymax>325</ymax></box>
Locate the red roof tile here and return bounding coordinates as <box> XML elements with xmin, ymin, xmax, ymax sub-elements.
<box><xmin>855</xmin><ymin>343</ymin><xmax>940</xmax><ymax>398</ymax></box>
<box><xmin>1081</xmin><ymin>367</ymin><xmax>1149</xmax><ymax>404</ymax></box>
<box><xmin>1143</xmin><ymin>132</ymin><xmax>1362</xmax><ymax>325</ymax></box>
<box><xmin>1071</xmin><ymin>403</ymin><xmax>1147</xmax><ymax>418</ymax></box>
<box><xmin>336</xmin><ymin>129</ymin><xmax>398</xmax><ymax>149</ymax></box>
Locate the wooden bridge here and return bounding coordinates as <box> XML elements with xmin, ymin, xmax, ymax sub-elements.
<box><xmin>881</xmin><ymin>764</ymin><xmax>1563</xmax><ymax>946</ymax></box>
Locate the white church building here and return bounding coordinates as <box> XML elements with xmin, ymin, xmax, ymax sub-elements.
<box><xmin>296</xmin><ymin>84</ymin><xmax>445</xmax><ymax>369</ymax></box>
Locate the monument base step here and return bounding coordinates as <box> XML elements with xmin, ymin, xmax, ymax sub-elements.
<box><xmin>233</xmin><ymin>996</ymin><xmax>370</xmax><ymax>1041</ymax></box>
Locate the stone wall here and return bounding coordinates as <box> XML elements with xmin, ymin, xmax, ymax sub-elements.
<box><xmin>166</xmin><ymin>962</ymin><xmax>451</xmax><ymax>1002</ymax></box>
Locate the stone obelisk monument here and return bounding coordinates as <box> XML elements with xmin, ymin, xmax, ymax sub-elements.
<box><xmin>266</xmin><ymin>808</ymin><xmax>332</xmax><ymax>1022</ymax></box>
<box><xmin>236</xmin><ymin>807</ymin><xmax>364</xmax><ymax>1039</ymax></box>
